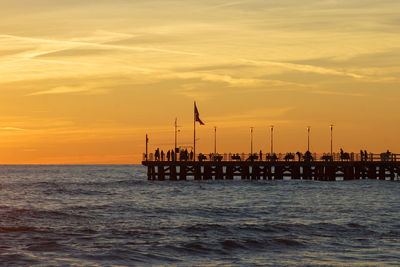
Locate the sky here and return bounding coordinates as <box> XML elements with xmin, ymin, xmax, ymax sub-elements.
<box><xmin>0</xmin><ymin>0</ymin><xmax>399</xmax><ymax>164</ymax></box>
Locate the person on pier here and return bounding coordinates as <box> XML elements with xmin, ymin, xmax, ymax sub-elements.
<box><xmin>167</xmin><ymin>150</ymin><xmax>171</xmax><ymax>161</ymax></box>
<box><xmin>161</xmin><ymin>150</ymin><xmax>165</xmax><ymax>161</ymax></box>
<box><xmin>198</xmin><ymin>153</ymin><xmax>206</xmax><ymax>161</ymax></box>
<box><xmin>304</xmin><ymin>151</ymin><xmax>313</xmax><ymax>162</ymax></box>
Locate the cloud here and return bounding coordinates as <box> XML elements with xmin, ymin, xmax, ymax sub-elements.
<box><xmin>208</xmin><ymin>106</ymin><xmax>294</xmax><ymax>124</ymax></box>
<box><xmin>168</xmin><ymin>72</ymin><xmax>262</xmax><ymax>86</ymax></box>
<box><xmin>208</xmin><ymin>1</ymin><xmax>247</xmax><ymax>9</ymax></box>
<box><xmin>0</xmin><ymin>33</ymin><xmax>200</xmax><ymax>58</ymax></box>
<box><xmin>311</xmin><ymin>90</ymin><xmax>366</xmax><ymax>97</ymax></box>
<box><xmin>160</xmin><ymin>69</ymin><xmax>306</xmax><ymax>88</ymax></box>
<box><xmin>37</xmin><ymin>48</ymin><xmax>115</xmax><ymax>58</ymax></box>
<box><xmin>241</xmin><ymin>59</ymin><xmax>364</xmax><ymax>79</ymax></box>
<box><xmin>0</xmin><ymin>127</ymin><xmax>25</xmax><ymax>131</ymax></box>
<box><xmin>28</xmin><ymin>86</ymin><xmax>92</xmax><ymax>96</ymax></box>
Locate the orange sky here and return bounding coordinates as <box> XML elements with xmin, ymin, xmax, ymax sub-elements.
<box><xmin>0</xmin><ymin>0</ymin><xmax>400</xmax><ymax>164</ymax></box>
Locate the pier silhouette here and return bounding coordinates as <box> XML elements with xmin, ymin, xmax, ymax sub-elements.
<box><xmin>142</xmin><ymin>151</ymin><xmax>400</xmax><ymax>181</ymax></box>
<box><xmin>142</xmin><ymin>102</ymin><xmax>400</xmax><ymax>181</ymax></box>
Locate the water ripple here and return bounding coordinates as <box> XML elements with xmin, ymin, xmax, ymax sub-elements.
<box><xmin>0</xmin><ymin>165</ymin><xmax>399</xmax><ymax>265</ymax></box>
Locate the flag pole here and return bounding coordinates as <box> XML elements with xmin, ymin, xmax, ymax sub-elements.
<box><xmin>193</xmin><ymin>101</ymin><xmax>196</xmax><ymax>161</ymax></box>
<box><xmin>145</xmin><ymin>134</ymin><xmax>148</xmax><ymax>161</ymax></box>
<box><xmin>214</xmin><ymin>126</ymin><xmax>217</xmax><ymax>154</ymax></box>
<box><xmin>174</xmin><ymin>118</ymin><xmax>177</xmax><ymax>155</ymax></box>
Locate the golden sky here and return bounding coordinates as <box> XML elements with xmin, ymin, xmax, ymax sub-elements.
<box><xmin>1</xmin><ymin>0</ymin><xmax>400</xmax><ymax>164</ymax></box>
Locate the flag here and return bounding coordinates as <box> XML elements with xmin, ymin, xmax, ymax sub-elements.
<box><xmin>194</xmin><ymin>102</ymin><xmax>205</xmax><ymax>125</ymax></box>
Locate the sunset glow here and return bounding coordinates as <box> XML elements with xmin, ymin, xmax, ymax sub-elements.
<box><xmin>1</xmin><ymin>0</ymin><xmax>400</xmax><ymax>164</ymax></box>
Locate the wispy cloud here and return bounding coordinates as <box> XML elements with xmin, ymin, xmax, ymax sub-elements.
<box><xmin>208</xmin><ymin>107</ymin><xmax>294</xmax><ymax>123</ymax></box>
<box><xmin>241</xmin><ymin>59</ymin><xmax>364</xmax><ymax>79</ymax></box>
<box><xmin>0</xmin><ymin>33</ymin><xmax>200</xmax><ymax>58</ymax></box>
<box><xmin>160</xmin><ymin>70</ymin><xmax>306</xmax><ymax>88</ymax></box>
<box><xmin>28</xmin><ymin>86</ymin><xmax>92</xmax><ymax>96</ymax></box>
<box><xmin>208</xmin><ymin>1</ymin><xmax>247</xmax><ymax>9</ymax></box>
<box><xmin>311</xmin><ymin>90</ymin><xmax>366</xmax><ymax>97</ymax></box>
<box><xmin>167</xmin><ymin>72</ymin><xmax>262</xmax><ymax>86</ymax></box>
<box><xmin>0</xmin><ymin>127</ymin><xmax>25</xmax><ymax>131</ymax></box>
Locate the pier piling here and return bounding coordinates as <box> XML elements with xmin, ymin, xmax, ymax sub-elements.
<box><xmin>143</xmin><ymin>155</ymin><xmax>400</xmax><ymax>181</ymax></box>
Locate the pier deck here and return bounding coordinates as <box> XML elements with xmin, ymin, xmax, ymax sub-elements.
<box><xmin>142</xmin><ymin>159</ymin><xmax>400</xmax><ymax>181</ymax></box>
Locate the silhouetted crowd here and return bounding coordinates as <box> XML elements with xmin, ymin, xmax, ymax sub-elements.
<box><xmin>148</xmin><ymin>148</ymin><xmax>394</xmax><ymax>162</ymax></box>
<box><xmin>153</xmin><ymin>148</ymin><xmax>194</xmax><ymax>161</ymax></box>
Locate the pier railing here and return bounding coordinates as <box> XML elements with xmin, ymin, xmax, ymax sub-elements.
<box><xmin>143</xmin><ymin>152</ymin><xmax>400</xmax><ymax>162</ymax></box>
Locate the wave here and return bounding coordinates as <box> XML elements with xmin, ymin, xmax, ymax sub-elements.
<box><xmin>0</xmin><ymin>226</ymin><xmax>36</xmax><ymax>232</ymax></box>
<box><xmin>0</xmin><ymin>165</ymin><xmax>399</xmax><ymax>266</ymax></box>
<box><xmin>0</xmin><ymin>207</ymin><xmax>92</xmax><ymax>225</ymax></box>
<box><xmin>26</xmin><ymin>241</ymin><xmax>65</xmax><ymax>252</ymax></box>
<box><xmin>184</xmin><ymin>223</ymin><xmax>233</xmax><ymax>235</ymax></box>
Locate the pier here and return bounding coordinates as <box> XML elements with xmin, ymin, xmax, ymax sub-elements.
<box><xmin>143</xmin><ymin>103</ymin><xmax>400</xmax><ymax>181</ymax></box>
<box><xmin>142</xmin><ymin>152</ymin><xmax>400</xmax><ymax>181</ymax></box>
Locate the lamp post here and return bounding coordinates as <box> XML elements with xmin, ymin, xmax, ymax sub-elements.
<box><xmin>174</xmin><ymin>118</ymin><xmax>181</xmax><ymax>161</ymax></box>
<box><xmin>214</xmin><ymin>126</ymin><xmax>217</xmax><ymax>154</ymax></box>
<box><xmin>174</xmin><ymin>118</ymin><xmax>178</xmax><ymax>154</ymax></box>
<box><xmin>250</xmin><ymin>127</ymin><xmax>254</xmax><ymax>154</ymax></box>
<box><xmin>307</xmin><ymin>126</ymin><xmax>311</xmax><ymax>151</ymax></box>
<box><xmin>145</xmin><ymin>134</ymin><xmax>149</xmax><ymax>161</ymax></box>
<box><xmin>270</xmin><ymin>125</ymin><xmax>274</xmax><ymax>155</ymax></box>
<box><xmin>330</xmin><ymin>124</ymin><xmax>334</xmax><ymax>158</ymax></box>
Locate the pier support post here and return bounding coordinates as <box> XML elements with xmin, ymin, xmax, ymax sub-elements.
<box><xmin>179</xmin><ymin>165</ymin><xmax>187</xmax><ymax>181</ymax></box>
<box><xmin>303</xmin><ymin>165</ymin><xmax>311</xmax><ymax>180</ymax></box>
<box><xmin>170</xmin><ymin>165</ymin><xmax>177</xmax><ymax>181</ymax></box>
<box><xmin>147</xmin><ymin>166</ymin><xmax>153</xmax><ymax>180</ymax></box>
<box><xmin>326</xmin><ymin>165</ymin><xmax>336</xmax><ymax>181</ymax></box>
<box><xmin>158</xmin><ymin>165</ymin><xmax>165</xmax><ymax>181</ymax></box>
<box><xmin>251</xmin><ymin>165</ymin><xmax>260</xmax><ymax>180</ymax></box>
<box><xmin>378</xmin><ymin>165</ymin><xmax>386</xmax><ymax>180</ymax></box>
<box><xmin>268</xmin><ymin>165</ymin><xmax>274</xmax><ymax>180</ymax></box>
<box><xmin>354</xmin><ymin>165</ymin><xmax>361</xmax><ymax>180</ymax></box>
<box><xmin>264</xmin><ymin>165</ymin><xmax>271</xmax><ymax>180</ymax></box>
<box><xmin>242</xmin><ymin>165</ymin><xmax>250</xmax><ymax>180</ymax></box>
<box><xmin>275</xmin><ymin>165</ymin><xmax>283</xmax><ymax>180</ymax></box>
<box><xmin>204</xmin><ymin>165</ymin><xmax>212</xmax><ymax>180</ymax></box>
<box><xmin>194</xmin><ymin>165</ymin><xmax>201</xmax><ymax>180</ymax></box>
<box><xmin>343</xmin><ymin>166</ymin><xmax>354</xmax><ymax>181</ymax></box>
<box><xmin>393</xmin><ymin>166</ymin><xmax>398</xmax><ymax>181</ymax></box>
<box><xmin>226</xmin><ymin>165</ymin><xmax>234</xmax><ymax>180</ymax></box>
<box><xmin>367</xmin><ymin>166</ymin><xmax>376</xmax><ymax>180</ymax></box>
<box><xmin>292</xmin><ymin>165</ymin><xmax>300</xmax><ymax>179</ymax></box>
<box><xmin>389</xmin><ymin>165</ymin><xmax>395</xmax><ymax>180</ymax></box>
<box><xmin>216</xmin><ymin>165</ymin><xmax>223</xmax><ymax>180</ymax></box>
<box><xmin>314</xmin><ymin>166</ymin><xmax>319</xmax><ymax>180</ymax></box>
<box><xmin>362</xmin><ymin>165</ymin><xmax>368</xmax><ymax>179</ymax></box>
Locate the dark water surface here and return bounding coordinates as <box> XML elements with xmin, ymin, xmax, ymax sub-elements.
<box><xmin>0</xmin><ymin>165</ymin><xmax>399</xmax><ymax>266</ymax></box>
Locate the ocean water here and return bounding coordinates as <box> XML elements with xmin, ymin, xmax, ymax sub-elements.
<box><xmin>0</xmin><ymin>165</ymin><xmax>399</xmax><ymax>266</ymax></box>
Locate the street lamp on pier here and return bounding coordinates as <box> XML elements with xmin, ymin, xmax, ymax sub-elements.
<box><xmin>250</xmin><ymin>127</ymin><xmax>254</xmax><ymax>154</ymax></box>
<box><xmin>330</xmin><ymin>124</ymin><xmax>334</xmax><ymax>158</ymax></box>
<box><xmin>307</xmin><ymin>126</ymin><xmax>311</xmax><ymax>151</ymax></box>
<box><xmin>270</xmin><ymin>125</ymin><xmax>274</xmax><ymax>155</ymax></box>
<box><xmin>174</xmin><ymin>118</ymin><xmax>181</xmax><ymax>156</ymax></box>
<box><xmin>214</xmin><ymin>126</ymin><xmax>217</xmax><ymax>154</ymax></box>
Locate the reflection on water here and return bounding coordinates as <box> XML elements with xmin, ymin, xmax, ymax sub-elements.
<box><xmin>0</xmin><ymin>165</ymin><xmax>399</xmax><ymax>265</ymax></box>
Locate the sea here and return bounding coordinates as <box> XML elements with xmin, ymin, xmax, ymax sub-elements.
<box><xmin>0</xmin><ymin>165</ymin><xmax>399</xmax><ymax>266</ymax></box>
